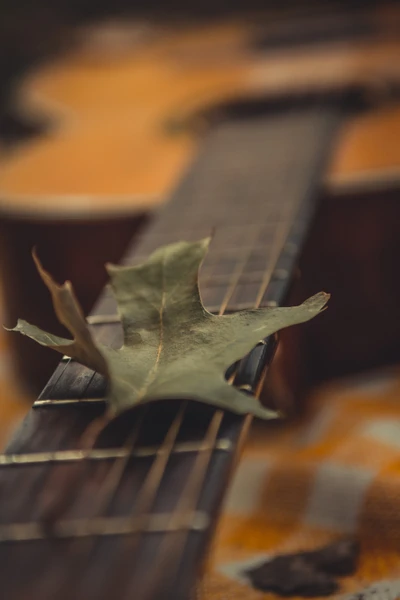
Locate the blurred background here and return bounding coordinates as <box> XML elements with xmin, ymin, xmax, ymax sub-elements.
<box><xmin>0</xmin><ymin>0</ymin><xmax>400</xmax><ymax>445</ymax></box>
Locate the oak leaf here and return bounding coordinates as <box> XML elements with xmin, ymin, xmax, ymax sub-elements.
<box><xmin>10</xmin><ymin>239</ymin><xmax>329</xmax><ymax>419</ymax></box>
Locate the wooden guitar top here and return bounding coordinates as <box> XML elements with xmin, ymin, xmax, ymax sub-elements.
<box><xmin>1</xmin><ymin>8</ymin><xmax>400</xmax><ymax>218</ymax></box>
<box><xmin>0</xmin><ymin>5</ymin><xmax>400</xmax><ymax>450</ymax></box>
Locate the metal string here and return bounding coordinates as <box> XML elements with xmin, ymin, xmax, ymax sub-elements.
<box><xmin>18</xmin><ymin>108</ymin><xmax>332</xmax><ymax>600</ymax></box>
<box><xmin>95</xmin><ymin>114</ymin><xmax>310</xmax><ymax>599</ymax></box>
<box><xmin>73</xmin><ymin>402</ymin><xmax>188</xmax><ymax>599</ymax></box>
<box><xmin>134</xmin><ymin>409</ymin><xmax>224</xmax><ymax>600</ymax></box>
<box><xmin>36</xmin><ymin>323</ymin><xmax>122</xmax><ymax>525</ymax></box>
<box><xmin>132</xmin><ymin>110</ymin><xmax>324</xmax><ymax>599</ymax></box>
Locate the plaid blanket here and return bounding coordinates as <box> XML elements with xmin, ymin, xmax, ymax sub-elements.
<box><xmin>205</xmin><ymin>368</ymin><xmax>400</xmax><ymax>599</ymax></box>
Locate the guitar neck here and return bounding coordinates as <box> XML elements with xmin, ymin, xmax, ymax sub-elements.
<box><xmin>0</xmin><ymin>102</ymin><xmax>342</xmax><ymax>600</ymax></box>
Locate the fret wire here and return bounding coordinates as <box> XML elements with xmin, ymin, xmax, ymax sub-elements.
<box><xmin>84</xmin><ymin>410</ymin><xmax>147</xmax><ymax>519</ymax></box>
<box><xmin>40</xmin><ymin>353</ymin><xmax>71</xmax><ymax>394</ymax></box>
<box><xmin>172</xmin><ymin>409</ymin><xmax>224</xmax><ymax>519</ymax></box>
<box><xmin>134</xmin><ymin>239</ymin><xmax>288</xmax><ymax>270</ymax></box>
<box><xmin>33</xmin><ymin>164</ymin><xmax>301</xmax><ymax>559</ymax></box>
<box><xmin>76</xmin><ymin>403</ymin><xmax>190</xmax><ymax>599</ymax></box>
<box><xmin>59</xmin><ymin>409</ymin><xmax>150</xmax><ymax>593</ymax></box>
<box><xmin>0</xmin><ymin>511</ymin><xmax>210</xmax><ymax>543</ymax></box>
<box><xmin>204</xmin><ymin>214</ymin><xmax>296</xmax><ymax>313</ymax></box>
<box><xmin>97</xmin><ymin>402</ymin><xmax>187</xmax><ymax>552</ymax></box>
<box><xmin>134</xmin><ymin>223</ymin><xmax>268</xmax><ymax>241</ymax></box>
<box><xmin>80</xmin><ymin>268</ymin><xmax>279</xmax><ymax>322</ymax></box>
<box><xmin>40</xmin><ymin>320</ymin><xmax>121</xmax><ymax>405</ymax></box>
<box><xmin>203</xmin><ymin>243</ymin><xmax>285</xmax><ymax>258</ymax></box>
<box><xmin>215</xmin><ymin>116</ymin><xmax>303</xmax><ymax>316</ymax></box>
<box><xmin>255</xmin><ymin>218</ymin><xmax>307</xmax><ymax>309</ymax></box>
<box><xmin>218</xmin><ymin>225</ymin><xmax>263</xmax><ymax>315</ymax></box>
<box><xmin>34</xmin><ymin>398</ymin><xmax>105</xmax><ymax>407</ymax></box>
<box><xmin>33</xmin><ymin>323</ymin><xmax>126</xmax><ymax>528</ymax></box>
<box><xmin>0</xmin><ymin>440</ymin><xmax>232</xmax><ymax>467</ymax></box>
<box><xmin>200</xmin><ymin>270</ymin><xmax>267</xmax><ymax>286</ymax></box>
<box><xmin>0</xmin><ymin>416</ymin><xmax>233</xmax><ymax>549</ymax></box>
<box><xmin>111</xmin><ymin>403</ymin><xmax>189</xmax><ymax>588</ymax></box>
<box><xmin>128</xmin><ymin>402</ymin><xmax>187</xmax><ymax>522</ymax></box>
<box><xmin>139</xmin><ymin>410</ymin><xmax>224</xmax><ymax>599</ymax></box>
<box><xmin>29</xmin><ymin>341</ymin><xmax>111</xmax><ymax>518</ymax></box>
<box><xmin>5</xmin><ymin>113</ymin><xmax>332</xmax><ymax>578</ymax></box>
<box><xmin>254</xmin><ymin>217</ymin><xmax>296</xmax><ymax>308</ymax></box>
<box><xmin>254</xmin><ymin>134</ymin><xmax>309</xmax><ymax>308</ymax></box>
<box><xmin>52</xmin><ymin>278</ymin><xmax>290</xmax><ymax>340</ymax></box>
<box><xmin>17</xmin><ymin>366</ymin><xmax>106</xmax><ymax>540</ymax></box>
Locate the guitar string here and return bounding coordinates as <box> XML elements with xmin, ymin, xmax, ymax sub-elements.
<box><xmin>193</xmin><ymin>411</ymin><xmax>253</xmax><ymax>600</ymax></box>
<box><xmin>0</xmin><ymin>9</ymin><xmax>362</xmax><ymax>596</ymax></box>
<box><xmin>134</xmin><ymin>237</ymin><xmax>267</xmax><ymax>596</ymax></box>
<box><xmin>73</xmin><ymin>118</ymin><xmax>300</xmax><ymax>597</ymax></box>
<box><xmin>20</xmin><ymin>345</ymin><xmax>109</xmax><ymax>527</ymax></box>
<box><xmin>217</xmin><ymin>224</ymin><xmax>267</xmax><ymax>315</ymax></box>
<box><xmin>83</xmin><ymin>408</ymin><xmax>147</xmax><ymax>519</ymax></box>
<box><xmin>0</xmin><ymin>75</ymin><xmax>338</xmax><ymax>600</ymax></box>
<box><xmin>71</xmin><ymin>403</ymin><xmax>187</xmax><ymax>599</ymax></box>
<box><xmin>134</xmin><ymin>109</ymin><xmax>313</xmax><ymax>597</ymax></box>
<box><xmin>29</xmin><ymin>408</ymin><xmax>148</xmax><ymax>600</ymax></box>
<box><xmin>62</xmin><ymin>206</ymin><xmax>277</xmax><ymax>592</ymax></box>
<box><xmin>96</xmin><ymin>402</ymin><xmax>190</xmax><ymax>599</ymax></box>
<box><xmin>76</xmin><ymin>346</ymin><xmax>187</xmax><ymax>530</ymax></box>
<box><xmin>150</xmin><ymin>92</ymin><xmax>332</xmax><ymax>573</ymax></box>
<box><xmin>254</xmin><ymin>109</ymin><xmax>324</xmax><ymax>308</ymax></box>
<box><xmin>69</xmin><ymin>120</ymin><xmax>288</xmax><ymax>530</ymax></box>
<box><xmin>133</xmin><ymin>208</ymin><xmax>288</xmax><ymax>595</ymax></box>
<box><xmin>28</xmin><ymin>113</ymin><xmax>310</xmax><ymax>595</ymax></box>
<box><xmin>219</xmin><ymin>115</ymin><xmax>296</xmax><ymax>315</ymax></box>
<box><xmin>36</xmin><ymin>323</ymin><xmax>122</xmax><ymax>526</ymax></box>
<box><xmin>121</xmin><ymin>402</ymin><xmax>187</xmax><ymax>521</ymax></box>
<box><xmin>133</xmin><ymin>409</ymin><xmax>224</xmax><ymax>600</ymax></box>
<box><xmin>76</xmin><ymin>116</ymin><xmax>330</xmax><ymax>600</ymax></box>
<box><xmin>25</xmin><ymin>114</ymin><xmax>299</xmax><ymax>528</ymax></box>
<box><xmin>86</xmin><ymin>220</ymin><xmax>263</xmax><ymax>517</ymax></box>
<box><xmin>68</xmin><ymin>214</ymin><xmax>270</xmax><ymax>593</ymax></box>
<box><xmin>46</xmin><ymin>215</ymin><xmax>263</xmax><ymax>529</ymax></box>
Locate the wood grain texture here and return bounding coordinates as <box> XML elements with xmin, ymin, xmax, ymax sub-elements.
<box><xmin>1</xmin><ymin>5</ymin><xmax>399</xmax><ymax>216</ymax></box>
<box><xmin>0</xmin><ymin>106</ymin><xmax>339</xmax><ymax>599</ymax></box>
<box><xmin>0</xmin><ymin>1</ymin><xmax>399</xmax><ymax>465</ymax></box>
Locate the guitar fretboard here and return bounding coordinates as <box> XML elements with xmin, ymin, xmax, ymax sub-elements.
<box><xmin>95</xmin><ymin>105</ymin><xmax>339</xmax><ymax>317</ymax></box>
<box><xmin>0</xmin><ymin>104</ymin><xmax>341</xmax><ymax>600</ymax></box>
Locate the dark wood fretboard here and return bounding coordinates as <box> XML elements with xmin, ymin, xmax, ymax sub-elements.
<box><xmin>0</xmin><ymin>104</ymin><xmax>341</xmax><ymax>600</ymax></box>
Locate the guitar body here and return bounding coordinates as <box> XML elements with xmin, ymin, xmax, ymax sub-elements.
<box><xmin>2</xmin><ymin>7</ymin><xmax>400</xmax><ymax>395</ymax></box>
<box><xmin>1</xmin><ymin>4</ymin><xmax>400</xmax><ymax>597</ymax></box>
<box><xmin>0</xmin><ymin>14</ymin><xmax>400</xmax><ymax>201</ymax></box>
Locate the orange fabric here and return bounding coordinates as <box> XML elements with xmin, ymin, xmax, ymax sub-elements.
<box><xmin>0</xmin><ymin>321</ymin><xmax>31</xmax><ymax>447</ymax></box>
<box><xmin>206</xmin><ymin>370</ymin><xmax>400</xmax><ymax>599</ymax></box>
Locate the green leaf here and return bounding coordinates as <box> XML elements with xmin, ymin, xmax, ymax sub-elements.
<box><xmin>9</xmin><ymin>239</ymin><xmax>329</xmax><ymax>419</ymax></box>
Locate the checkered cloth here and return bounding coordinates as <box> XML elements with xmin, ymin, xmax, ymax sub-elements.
<box><xmin>205</xmin><ymin>368</ymin><xmax>400</xmax><ymax>599</ymax></box>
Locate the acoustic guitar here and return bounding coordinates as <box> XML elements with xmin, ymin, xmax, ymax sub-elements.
<box><xmin>1</xmin><ymin>3</ymin><xmax>400</xmax><ymax>207</ymax></box>
<box><xmin>1</xmin><ymin>4</ymin><xmax>400</xmax><ymax>599</ymax></box>
<box><xmin>2</xmin><ymin>2</ymin><xmax>400</xmax><ymax>395</ymax></box>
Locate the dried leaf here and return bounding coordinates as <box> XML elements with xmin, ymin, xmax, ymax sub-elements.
<box><xmin>299</xmin><ymin>539</ymin><xmax>359</xmax><ymax>576</ymax></box>
<box><xmin>10</xmin><ymin>239</ymin><xmax>329</xmax><ymax>418</ymax></box>
<box><xmin>245</xmin><ymin>555</ymin><xmax>338</xmax><ymax>597</ymax></box>
<box><xmin>245</xmin><ymin>539</ymin><xmax>359</xmax><ymax>597</ymax></box>
<box><xmin>11</xmin><ymin>249</ymin><xmax>109</xmax><ymax>377</ymax></box>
